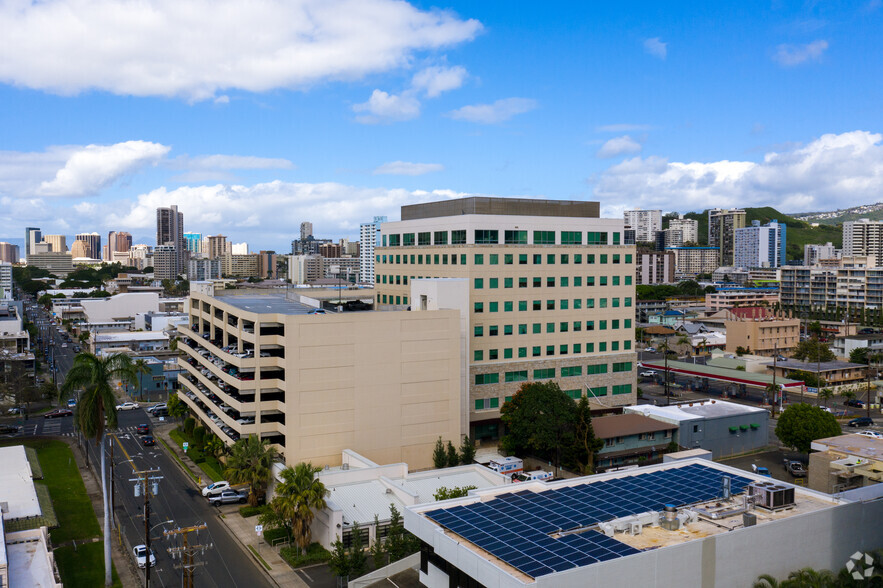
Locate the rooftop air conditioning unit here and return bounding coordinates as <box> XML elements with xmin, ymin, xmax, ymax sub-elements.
<box><xmin>748</xmin><ymin>481</ymin><xmax>795</xmax><ymax>510</ymax></box>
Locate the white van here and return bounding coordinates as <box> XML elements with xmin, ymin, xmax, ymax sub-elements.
<box><xmin>488</xmin><ymin>457</ymin><xmax>523</xmax><ymax>476</ymax></box>
<box><xmin>515</xmin><ymin>470</ymin><xmax>553</xmax><ymax>483</ymax></box>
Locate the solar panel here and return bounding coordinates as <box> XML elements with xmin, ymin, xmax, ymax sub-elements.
<box><xmin>423</xmin><ymin>463</ymin><xmax>755</xmax><ymax>578</ymax></box>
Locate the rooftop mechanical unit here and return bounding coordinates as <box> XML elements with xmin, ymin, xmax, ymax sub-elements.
<box><xmin>748</xmin><ymin>481</ymin><xmax>795</xmax><ymax>510</ymax></box>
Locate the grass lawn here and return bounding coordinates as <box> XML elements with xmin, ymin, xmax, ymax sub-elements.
<box><xmin>0</xmin><ymin>438</ymin><xmax>99</xmax><ymax>544</ymax></box>
<box><xmin>55</xmin><ymin>541</ymin><xmax>123</xmax><ymax>588</ymax></box>
<box><xmin>280</xmin><ymin>542</ymin><xmax>331</xmax><ymax>569</ymax></box>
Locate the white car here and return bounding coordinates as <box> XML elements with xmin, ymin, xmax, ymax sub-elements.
<box><xmin>133</xmin><ymin>545</ymin><xmax>156</xmax><ymax>568</ymax></box>
<box><xmin>115</xmin><ymin>402</ymin><xmax>139</xmax><ymax>411</ymax></box>
<box><xmin>639</xmin><ymin>370</ymin><xmax>656</xmax><ymax>377</ymax></box>
<box><xmin>202</xmin><ymin>481</ymin><xmax>231</xmax><ymax>497</ymax></box>
<box><xmin>856</xmin><ymin>430</ymin><xmax>883</xmax><ymax>440</ymax></box>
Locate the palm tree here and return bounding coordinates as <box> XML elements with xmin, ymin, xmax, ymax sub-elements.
<box><xmin>204</xmin><ymin>434</ymin><xmax>228</xmax><ymax>461</ymax></box>
<box><xmin>840</xmin><ymin>389</ymin><xmax>857</xmax><ymax>408</ymax></box>
<box><xmin>818</xmin><ymin>388</ymin><xmax>834</xmax><ymax>408</ymax></box>
<box><xmin>269</xmin><ymin>463</ymin><xmax>328</xmax><ymax>555</ymax></box>
<box><xmin>676</xmin><ymin>334</ymin><xmax>691</xmax><ymax>358</ymax></box>
<box><xmin>132</xmin><ymin>358</ymin><xmax>150</xmax><ymax>401</ymax></box>
<box><xmin>224</xmin><ymin>435</ymin><xmax>279</xmax><ymax>506</ymax></box>
<box><xmin>60</xmin><ymin>352</ymin><xmax>136</xmax><ymax>587</ymax></box>
<box><xmin>166</xmin><ymin>393</ymin><xmax>189</xmax><ymax>424</ymax></box>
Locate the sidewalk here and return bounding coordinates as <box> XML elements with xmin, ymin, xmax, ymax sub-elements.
<box><xmin>153</xmin><ymin>423</ymin><xmax>308</xmax><ymax>588</ymax></box>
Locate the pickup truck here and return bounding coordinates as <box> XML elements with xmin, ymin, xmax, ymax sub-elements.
<box><xmin>783</xmin><ymin>460</ymin><xmax>807</xmax><ymax>478</ymax></box>
<box><xmin>208</xmin><ymin>490</ymin><xmax>248</xmax><ymax>506</ymax></box>
<box><xmin>751</xmin><ymin>464</ymin><xmax>771</xmax><ymax>477</ymax></box>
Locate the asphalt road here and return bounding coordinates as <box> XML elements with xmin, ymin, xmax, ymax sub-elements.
<box><xmin>83</xmin><ymin>407</ymin><xmax>274</xmax><ymax>588</ymax></box>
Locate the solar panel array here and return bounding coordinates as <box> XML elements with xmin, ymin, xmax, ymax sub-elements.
<box><xmin>424</xmin><ymin>463</ymin><xmax>754</xmax><ymax>579</ymax></box>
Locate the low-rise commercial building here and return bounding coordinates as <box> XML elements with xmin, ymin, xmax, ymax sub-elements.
<box><xmin>704</xmin><ymin>288</ymin><xmax>780</xmax><ymax>311</ymax></box>
<box><xmin>724</xmin><ymin>315</ymin><xmax>800</xmax><ymax>357</ymax></box>
<box><xmin>592</xmin><ymin>414</ymin><xmax>677</xmax><ymax>471</ymax></box>
<box><xmin>623</xmin><ymin>399</ymin><xmax>769</xmax><ymax>458</ymax></box>
<box><xmin>809</xmin><ymin>434</ymin><xmax>883</xmax><ymax>493</ymax></box>
<box><xmin>768</xmin><ymin>359</ymin><xmax>867</xmax><ymax>391</ymax></box>
<box><xmin>92</xmin><ymin>331</ymin><xmax>169</xmax><ymax>356</ymax></box>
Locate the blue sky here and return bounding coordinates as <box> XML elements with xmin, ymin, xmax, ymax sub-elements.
<box><xmin>1</xmin><ymin>0</ymin><xmax>881</xmax><ymax>251</ymax></box>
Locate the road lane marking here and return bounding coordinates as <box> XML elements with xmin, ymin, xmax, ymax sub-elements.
<box><xmin>112</xmin><ymin>434</ymin><xmax>137</xmax><ymax>472</ymax></box>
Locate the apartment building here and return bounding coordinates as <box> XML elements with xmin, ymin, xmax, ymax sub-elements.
<box><xmin>708</xmin><ymin>208</ymin><xmax>746</xmax><ymax>266</ymax></box>
<box><xmin>733</xmin><ymin>220</ymin><xmax>786</xmax><ymax>268</ymax></box>
<box><xmin>666</xmin><ymin>247</ymin><xmax>719</xmax><ymax>278</ymax></box>
<box><xmin>667</xmin><ymin>216</ymin><xmax>698</xmax><ymax>243</ymax></box>
<box><xmin>188</xmin><ymin>258</ymin><xmax>222</xmax><ymax>281</ymax></box>
<box><xmin>624</xmin><ymin>209</ymin><xmax>662</xmax><ymax>243</ymax></box>
<box><xmin>0</xmin><ymin>263</ymin><xmax>12</xmax><ymax>298</ymax></box>
<box><xmin>0</xmin><ymin>242</ymin><xmax>18</xmax><ymax>264</ymax></box>
<box><xmin>176</xmin><ymin>285</ymin><xmax>462</xmax><ymax>469</ymax></box>
<box><xmin>704</xmin><ymin>289</ymin><xmax>779</xmax><ymax>311</ymax></box>
<box><xmin>780</xmin><ymin>265</ymin><xmax>883</xmax><ymax>313</ymax></box>
<box><xmin>184</xmin><ymin>232</ymin><xmax>202</xmax><ymax>255</ymax></box>
<box><xmin>843</xmin><ymin>218</ymin><xmax>883</xmax><ymax>263</ymax></box>
<box><xmin>374</xmin><ymin>197</ymin><xmax>638</xmax><ymax>439</ymax></box>
<box><xmin>636</xmin><ymin>249</ymin><xmax>675</xmax><ymax>285</ymax></box>
<box><xmin>725</xmin><ymin>316</ymin><xmax>800</xmax><ymax>356</ymax></box>
<box><xmin>258</xmin><ymin>250</ymin><xmax>277</xmax><ymax>278</ymax></box>
<box><xmin>804</xmin><ymin>242</ymin><xmax>839</xmax><ymax>266</ymax></box>
<box><xmin>221</xmin><ymin>253</ymin><xmax>260</xmax><ymax>277</ymax></box>
<box><xmin>153</xmin><ymin>245</ymin><xmax>179</xmax><ymax>280</ymax></box>
<box><xmin>360</xmin><ymin>216</ymin><xmax>387</xmax><ymax>284</ymax></box>
<box><xmin>156</xmin><ymin>205</ymin><xmax>185</xmax><ymax>272</ymax></box>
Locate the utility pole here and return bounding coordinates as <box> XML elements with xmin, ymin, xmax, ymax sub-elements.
<box><xmin>165</xmin><ymin>524</ymin><xmax>210</xmax><ymax>588</ymax></box>
<box><xmin>772</xmin><ymin>344</ymin><xmax>778</xmax><ymax>415</ymax></box>
<box><xmin>131</xmin><ymin>469</ymin><xmax>163</xmax><ymax>588</ymax></box>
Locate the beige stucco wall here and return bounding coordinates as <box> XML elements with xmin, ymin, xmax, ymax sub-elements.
<box><xmin>179</xmin><ymin>292</ymin><xmax>462</xmax><ymax>470</ymax></box>
<box><xmin>725</xmin><ymin>319</ymin><xmax>800</xmax><ymax>356</ymax></box>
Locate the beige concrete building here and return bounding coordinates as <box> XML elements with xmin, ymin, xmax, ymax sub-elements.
<box><xmin>704</xmin><ymin>289</ymin><xmax>780</xmax><ymax>311</ymax></box>
<box><xmin>25</xmin><ymin>252</ymin><xmax>73</xmax><ymax>276</ymax></box>
<box><xmin>177</xmin><ymin>285</ymin><xmax>463</xmax><ymax>469</ymax></box>
<box><xmin>221</xmin><ymin>252</ymin><xmax>260</xmax><ymax>277</ymax></box>
<box><xmin>708</xmin><ymin>208</ymin><xmax>746</xmax><ymax>266</ymax></box>
<box><xmin>41</xmin><ymin>234</ymin><xmax>67</xmax><ymax>253</ymax></box>
<box><xmin>809</xmin><ymin>434</ymin><xmax>883</xmax><ymax>493</ymax></box>
<box><xmin>373</xmin><ymin>197</ymin><xmax>637</xmax><ymax>441</ymax></box>
<box><xmin>667</xmin><ymin>247</ymin><xmax>719</xmax><ymax>278</ymax></box>
<box><xmin>668</xmin><ymin>216</ymin><xmax>698</xmax><ymax>244</ymax></box>
<box><xmin>636</xmin><ymin>249</ymin><xmax>675</xmax><ymax>284</ymax></box>
<box><xmin>725</xmin><ymin>316</ymin><xmax>800</xmax><ymax>356</ymax></box>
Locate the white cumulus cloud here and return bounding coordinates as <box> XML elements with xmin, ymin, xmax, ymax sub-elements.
<box><xmin>170</xmin><ymin>155</ymin><xmax>294</xmax><ymax>171</ymax></box>
<box><xmin>411</xmin><ymin>65</ymin><xmax>467</xmax><ymax>98</ymax></box>
<box><xmin>597</xmin><ymin>136</ymin><xmax>643</xmax><ymax>159</ymax></box>
<box><xmin>773</xmin><ymin>40</ymin><xmax>829</xmax><ymax>66</ymax></box>
<box><xmin>644</xmin><ymin>37</ymin><xmax>667</xmax><ymax>59</ymax></box>
<box><xmin>38</xmin><ymin>141</ymin><xmax>170</xmax><ymax>197</ymax></box>
<box><xmin>447</xmin><ymin>97</ymin><xmax>538</xmax><ymax>124</ymax></box>
<box><xmin>353</xmin><ymin>90</ymin><xmax>422</xmax><ymax>124</ymax></box>
<box><xmin>596</xmin><ymin>124</ymin><xmax>654</xmax><ymax>133</ymax></box>
<box><xmin>0</xmin><ymin>0</ymin><xmax>482</xmax><ymax>101</ymax></box>
<box><xmin>373</xmin><ymin>161</ymin><xmax>444</xmax><ymax>176</ymax></box>
<box><xmin>594</xmin><ymin>130</ymin><xmax>883</xmax><ymax>214</ymax></box>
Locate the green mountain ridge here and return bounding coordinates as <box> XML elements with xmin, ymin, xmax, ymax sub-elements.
<box><xmin>669</xmin><ymin>207</ymin><xmax>841</xmax><ymax>262</ymax></box>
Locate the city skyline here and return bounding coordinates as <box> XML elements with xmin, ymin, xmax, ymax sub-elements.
<box><xmin>1</xmin><ymin>1</ymin><xmax>881</xmax><ymax>251</ymax></box>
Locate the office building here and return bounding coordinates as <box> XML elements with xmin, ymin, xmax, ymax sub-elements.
<box><xmin>153</xmin><ymin>245</ymin><xmax>178</xmax><ymax>280</ymax></box>
<box><xmin>183</xmin><ymin>232</ymin><xmax>202</xmax><ymax>255</ymax></box>
<box><xmin>188</xmin><ymin>258</ymin><xmax>222</xmax><ymax>281</ymax></box>
<box><xmin>69</xmin><ymin>240</ymin><xmax>88</xmax><ymax>258</ymax></box>
<box><xmin>360</xmin><ymin>215</ymin><xmax>387</xmax><ymax>284</ymax></box>
<box><xmin>258</xmin><ymin>251</ymin><xmax>277</xmax><ymax>279</ymax></box>
<box><xmin>156</xmin><ymin>205</ymin><xmax>185</xmax><ymax>272</ymax></box>
<box><xmin>289</xmin><ymin>255</ymin><xmax>323</xmax><ymax>284</ymax></box>
<box><xmin>0</xmin><ymin>242</ymin><xmax>19</xmax><ymax>264</ymax></box>
<box><xmin>708</xmin><ymin>208</ymin><xmax>746</xmax><ymax>266</ymax></box>
<box><xmin>105</xmin><ymin>231</ymin><xmax>132</xmax><ymax>260</ymax></box>
<box><xmin>408</xmin><ymin>458</ymin><xmax>882</xmax><ymax>588</ymax></box>
<box><xmin>177</xmin><ymin>285</ymin><xmax>463</xmax><ymax>469</ymax></box>
<box><xmin>24</xmin><ymin>227</ymin><xmax>41</xmax><ymax>258</ymax></box>
<box><xmin>41</xmin><ymin>234</ymin><xmax>67</xmax><ymax>253</ymax></box>
<box><xmin>667</xmin><ymin>216</ymin><xmax>698</xmax><ymax>244</ymax></box>
<box><xmin>291</xmin><ymin>236</ymin><xmax>330</xmax><ymax>256</ymax></box>
<box><xmin>623</xmin><ymin>209</ymin><xmax>662</xmax><ymax>243</ymax></box>
<box><xmin>300</xmin><ymin>221</ymin><xmax>313</xmax><ymax>241</ymax></box>
<box><xmin>636</xmin><ymin>250</ymin><xmax>675</xmax><ymax>285</ymax></box>
<box><xmin>804</xmin><ymin>242</ymin><xmax>839</xmax><ymax>266</ymax></box>
<box><xmin>666</xmin><ymin>247</ymin><xmax>719</xmax><ymax>278</ymax></box>
<box><xmin>733</xmin><ymin>220</ymin><xmax>786</xmax><ymax>268</ymax></box>
<box><xmin>319</xmin><ymin>243</ymin><xmax>341</xmax><ymax>258</ymax></box>
<box><xmin>374</xmin><ymin>197</ymin><xmax>638</xmax><ymax>440</ymax></box>
<box><xmin>206</xmin><ymin>235</ymin><xmax>228</xmax><ymax>260</ymax></box>
<box><xmin>74</xmin><ymin>232</ymin><xmax>101</xmax><ymax>259</ymax></box>
<box><xmin>25</xmin><ymin>252</ymin><xmax>73</xmax><ymax>276</ymax></box>
<box><xmin>809</xmin><ymin>433</ymin><xmax>883</xmax><ymax>493</ymax></box>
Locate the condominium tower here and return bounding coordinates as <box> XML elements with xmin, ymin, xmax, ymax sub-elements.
<box><xmin>843</xmin><ymin>219</ymin><xmax>883</xmax><ymax>265</ymax></box>
<box><xmin>359</xmin><ymin>216</ymin><xmax>387</xmax><ymax>284</ymax></box>
<box><xmin>156</xmin><ymin>205</ymin><xmax>185</xmax><ymax>273</ymax></box>
<box><xmin>668</xmin><ymin>216</ymin><xmax>698</xmax><ymax>244</ymax></box>
<box><xmin>623</xmin><ymin>209</ymin><xmax>662</xmax><ymax>243</ymax></box>
<box><xmin>708</xmin><ymin>208</ymin><xmax>746</xmax><ymax>266</ymax></box>
<box><xmin>733</xmin><ymin>220</ymin><xmax>786</xmax><ymax>268</ymax></box>
<box><xmin>374</xmin><ymin>197</ymin><xmax>638</xmax><ymax>441</ymax></box>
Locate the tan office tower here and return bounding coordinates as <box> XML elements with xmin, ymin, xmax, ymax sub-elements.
<box><xmin>0</xmin><ymin>242</ymin><xmax>18</xmax><ymax>264</ymax></box>
<box><xmin>70</xmin><ymin>240</ymin><xmax>89</xmax><ymax>258</ymax></box>
<box><xmin>107</xmin><ymin>231</ymin><xmax>132</xmax><ymax>260</ymax></box>
<box><xmin>42</xmin><ymin>234</ymin><xmax>67</xmax><ymax>253</ymax></box>
<box><xmin>206</xmin><ymin>235</ymin><xmax>228</xmax><ymax>260</ymax></box>
<box><xmin>374</xmin><ymin>197</ymin><xmax>637</xmax><ymax>441</ymax></box>
<box><xmin>74</xmin><ymin>232</ymin><xmax>101</xmax><ymax>259</ymax></box>
<box><xmin>708</xmin><ymin>208</ymin><xmax>746</xmax><ymax>267</ymax></box>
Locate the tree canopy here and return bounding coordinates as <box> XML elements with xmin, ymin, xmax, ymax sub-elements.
<box><xmin>791</xmin><ymin>339</ymin><xmax>835</xmax><ymax>363</ymax></box>
<box><xmin>636</xmin><ymin>280</ymin><xmax>713</xmax><ymax>300</ymax></box>
<box><xmin>774</xmin><ymin>403</ymin><xmax>841</xmax><ymax>453</ymax></box>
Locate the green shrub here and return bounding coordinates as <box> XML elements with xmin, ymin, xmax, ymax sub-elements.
<box><xmin>239</xmin><ymin>504</ymin><xmax>270</xmax><ymax>518</ymax></box>
<box><xmin>263</xmin><ymin>527</ymin><xmax>291</xmax><ymax>545</ymax></box>
<box><xmin>280</xmin><ymin>543</ymin><xmax>331</xmax><ymax>568</ymax></box>
<box><xmin>192</xmin><ymin>425</ymin><xmax>206</xmax><ymax>449</ymax></box>
<box><xmin>183</xmin><ymin>417</ymin><xmax>195</xmax><ymax>436</ymax></box>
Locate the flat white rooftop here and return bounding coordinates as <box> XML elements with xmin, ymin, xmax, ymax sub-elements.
<box><xmin>624</xmin><ymin>399</ymin><xmax>767</xmax><ymax>423</ymax></box>
<box><xmin>0</xmin><ymin>446</ymin><xmax>40</xmax><ymax>520</ymax></box>
<box><xmin>6</xmin><ymin>527</ymin><xmax>59</xmax><ymax>588</ymax></box>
